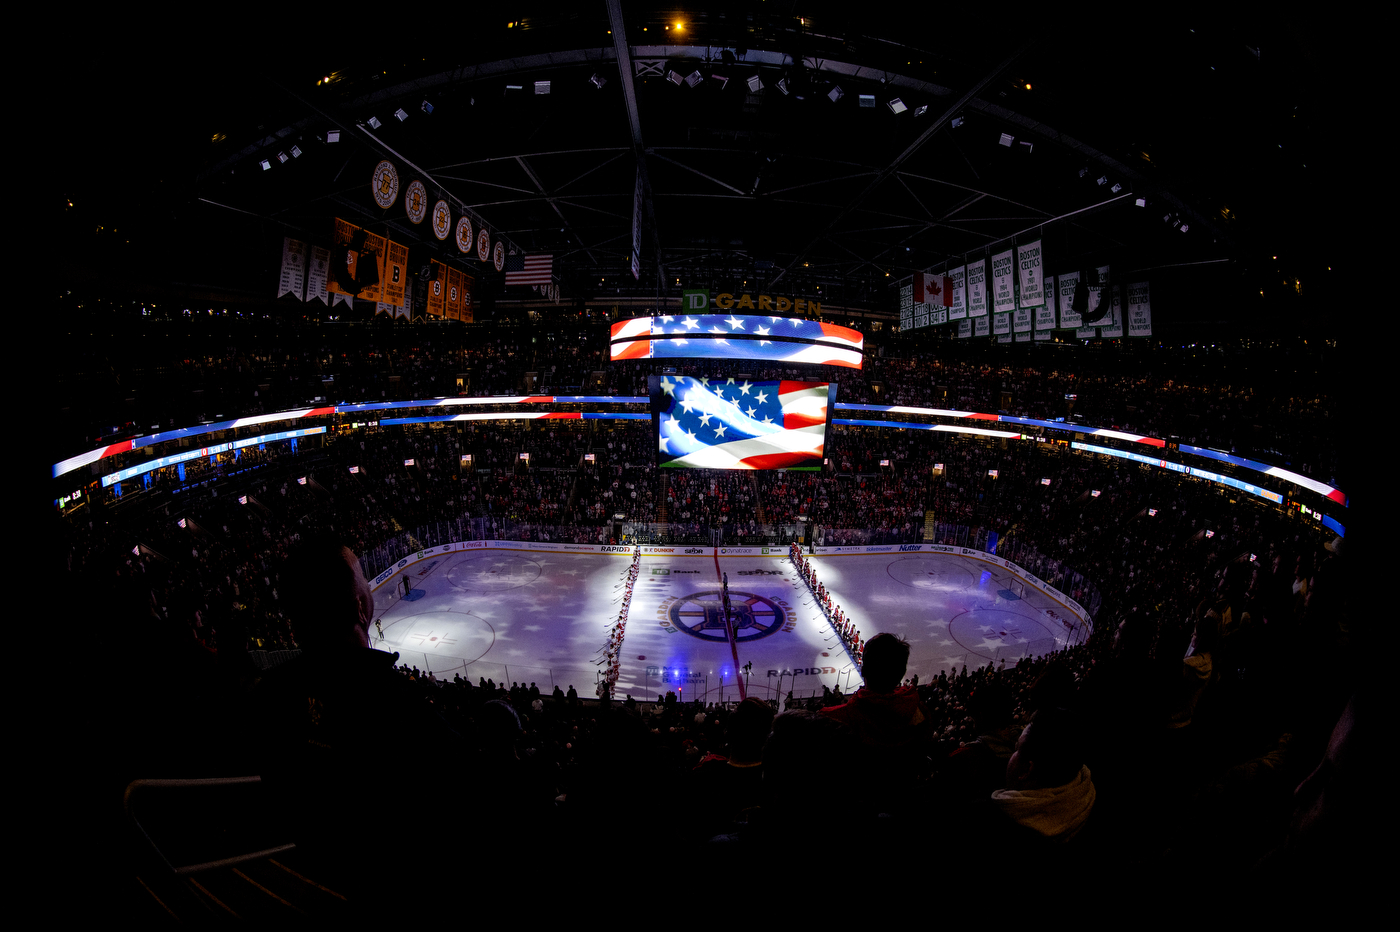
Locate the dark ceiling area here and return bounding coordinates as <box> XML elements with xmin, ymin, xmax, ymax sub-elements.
<box><xmin>51</xmin><ymin>6</ymin><xmax>1344</xmax><ymax>327</ymax></box>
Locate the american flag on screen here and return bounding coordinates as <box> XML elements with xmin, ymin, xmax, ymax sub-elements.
<box><xmin>503</xmin><ymin>254</ymin><xmax>553</xmax><ymax>286</ymax></box>
<box><xmin>655</xmin><ymin>376</ymin><xmax>830</xmax><ymax>469</ymax></box>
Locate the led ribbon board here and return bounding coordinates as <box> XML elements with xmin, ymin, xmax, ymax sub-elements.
<box><xmin>651</xmin><ymin>376</ymin><xmax>836</xmax><ymax>470</ymax></box>
<box><xmin>612</xmin><ymin>315</ymin><xmax>864</xmax><ymax>369</ymax></box>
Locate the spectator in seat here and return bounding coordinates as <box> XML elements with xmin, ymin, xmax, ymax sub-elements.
<box><xmin>989</xmin><ymin>707</ymin><xmax>1097</xmax><ymax>845</ymax></box>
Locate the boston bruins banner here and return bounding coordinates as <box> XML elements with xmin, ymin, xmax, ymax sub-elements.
<box><xmin>967</xmin><ymin>258</ymin><xmax>988</xmax><ymax>317</ymax></box>
<box><xmin>476</xmin><ymin>228</ymin><xmax>490</xmax><ymax>262</ymax></box>
<box><xmin>455</xmin><ymin>216</ymin><xmax>473</xmax><ymax>254</ymax></box>
<box><xmin>991</xmin><ymin>249</ymin><xmax>1016</xmax><ymax>315</ymax></box>
<box><xmin>1127</xmin><ymin>282</ymin><xmax>1152</xmax><ymax>337</ymax></box>
<box><xmin>307</xmin><ymin>245</ymin><xmax>330</xmax><ymax>305</ymax></box>
<box><xmin>460</xmin><ymin>272</ymin><xmax>475</xmax><ymax>323</ymax></box>
<box><xmin>383</xmin><ymin>240</ymin><xmax>409</xmax><ymax>308</ymax></box>
<box><xmin>446</xmin><ymin>266</ymin><xmax>463</xmax><ymax>320</ymax></box>
<box><xmin>278</xmin><ymin>237</ymin><xmax>307</xmax><ymax>300</ymax></box>
<box><xmin>432</xmin><ymin>200</ymin><xmax>452</xmax><ymax>241</ymax></box>
<box><xmin>399</xmin><ymin>276</ymin><xmax>414</xmax><ymax>319</ymax></box>
<box><xmin>405</xmin><ymin>180</ymin><xmax>427</xmax><ymax>224</ymax></box>
<box><xmin>1016</xmin><ymin>239</ymin><xmax>1044</xmax><ymax>307</ymax></box>
<box><xmin>328</xmin><ymin>218</ymin><xmax>386</xmax><ymax>301</ymax></box>
<box><xmin>371</xmin><ymin>160</ymin><xmax>399</xmax><ymax>210</ymax></box>
<box><xmin>426</xmin><ymin>260</ymin><xmax>447</xmax><ymax>317</ymax></box>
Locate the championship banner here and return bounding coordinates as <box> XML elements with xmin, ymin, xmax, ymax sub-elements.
<box><xmin>446</xmin><ymin>266</ymin><xmax>463</xmax><ymax>320</ymax></box>
<box><xmin>432</xmin><ymin>200</ymin><xmax>451</xmax><ymax>241</ymax></box>
<box><xmin>460</xmin><ymin>272</ymin><xmax>475</xmax><ymax>323</ymax></box>
<box><xmin>375</xmin><ymin>299</ymin><xmax>394</xmax><ymax>317</ymax></box>
<box><xmin>383</xmin><ymin>240</ymin><xmax>409</xmax><ymax>308</ymax></box>
<box><xmin>405</xmin><ymin>180</ymin><xmax>427</xmax><ymax>224</ymax></box>
<box><xmin>1036</xmin><ymin>274</ymin><xmax>1057</xmax><ymax>331</ymax></box>
<box><xmin>967</xmin><ymin>258</ymin><xmax>988</xmax><ymax>317</ymax></box>
<box><xmin>1014</xmin><ymin>306</ymin><xmax>1033</xmax><ymax>332</ymax></box>
<box><xmin>1034</xmin><ymin>328</ymin><xmax>1051</xmax><ymax>341</ymax></box>
<box><xmin>1057</xmin><ymin>271</ymin><xmax>1082</xmax><ymax>328</ymax></box>
<box><xmin>427</xmin><ymin>260</ymin><xmax>447</xmax><ymax>317</ymax></box>
<box><xmin>1127</xmin><ymin>282</ymin><xmax>1152</xmax><ymax>337</ymax></box>
<box><xmin>1017</xmin><ymin>239</ymin><xmax>1045</xmax><ymax>307</ymax></box>
<box><xmin>1084</xmin><ymin>265</ymin><xmax>1111</xmax><ymax>325</ymax></box>
<box><xmin>399</xmin><ymin>276</ymin><xmax>414</xmax><ymax>319</ymax></box>
<box><xmin>1015</xmin><ymin>330</ymin><xmax>1032</xmax><ymax>342</ymax></box>
<box><xmin>949</xmin><ymin>265</ymin><xmax>967</xmax><ymax>319</ymax></box>
<box><xmin>278</xmin><ymin>237</ymin><xmax>307</xmax><ymax>300</ymax></box>
<box><xmin>991</xmin><ymin>249</ymin><xmax>1017</xmax><ymax>314</ymax></box>
<box><xmin>1076</xmin><ymin>324</ymin><xmax>1097</xmax><ymax>339</ymax></box>
<box><xmin>974</xmin><ymin>315</ymin><xmax>990</xmax><ymax>337</ymax></box>
<box><xmin>1100</xmin><ymin>286</ymin><xmax>1124</xmax><ymax>338</ymax></box>
<box><xmin>307</xmin><ymin>245</ymin><xmax>330</xmax><ymax>304</ymax></box>
<box><xmin>997</xmin><ymin>332</ymin><xmax>1013</xmax><ymax>343</ymax></box>
<box><xmin>993</xmin><ymin>311</ymin><xmax>1011</xmax><ymax>335</ymax></box>
<box><xmin>328</xmin><ymin>218</ymin><xmax>386</xmax><ymax>301</ymax></box>
<box><xmin>957</xmin><ymin>318</ymin><xmax>972</xmax><ymax>338</ymax></box>
<box><xmin>455</xmin><ymin>216</ymin><xmax>473</xmax><ymax>254</ymax></box>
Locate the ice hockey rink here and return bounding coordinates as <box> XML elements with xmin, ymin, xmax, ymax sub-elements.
<box><xmin>369</xmin><ymin>542</ymin><xmax>1088</xmax><ymax>703</ymax></box>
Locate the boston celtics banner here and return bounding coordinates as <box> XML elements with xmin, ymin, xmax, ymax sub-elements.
<box><xmin>1084</xmin><ymin>265</ymin><xmax>1111</xmax><ymax>325</ymax></box>
<box><xmin>967</xmin><ymin>258</ymin><xmax>988</xmax><ymax>317</ymax></box>
<box><xmin>1017</xmin><ymin>240</ymin><xmax>1044</xmax><ymax>307</ymax></box>
<box><xmin>1127</xmin><ymin>282</ymin><xmax>1152</xmax><ymax>337</ymax></box>
<box><xmin>278</xmin><ymin>237</ymin><xmax>306</xmax><ymax>300</ymax></box>
<box><xmin>1015</xmin><ymin>330</ymin><xmax>1031</xmax><ymax>342</ymax></box>
<box><xmin>1100</xmin><ymin>286</ymin><xmax>1124</xmax><ymax>338</ymax></box>
<box><xmin>991</xmin><ymin>250</ymin><xmax>1017</xmax><ymax>314</ymax></box>
<box><xmin>974</xmin><ymin>315</ymin><xmax>990</xmax><ymax>337</ymax></box>
<box><xmin>997</xmin><ymin>332</ymin><xmax>1012</xmax><ymax>344</ymax></box>
<box><xmin>1057</xmin><ymin>271</ymin><xmax>1082</xmax><ymax>328</ymax></box>
<box><xmin>949</xmin><ymin>265</ymin><xmax>967</xmax><ymax>320</ymax></box>
<box><xmin>1076</xmin><ymin>324</ymin><xmax>1097</xmax><ymax>339</ymax></box>
<box><xmin>993</xmin><ymin>312</ymin><xmax>1011</xmax><ymax>335</ymax></box>
<box><xmin>307</xmin><ymin>246</ymin><xmax>330</xmax><ymax>305</ymax></box>
<box><xmin>1036</xmin><ymin>275</ymin><xmax>1057</xmax><ymax>330</ymax></box>
<box><xmin>957</xmin><ymin>318</ymin><xmax>972</xmax><ymax>338</ymax></box>
<box><xmin>1014</xmin><ymin>306</ymin><xmax>1033</xmax><ymax>333</ymax></box>
<box><xmin>1034</xmin><ymin>328</ymin><xmax>1051</xmax><ymax>341</ymax></box>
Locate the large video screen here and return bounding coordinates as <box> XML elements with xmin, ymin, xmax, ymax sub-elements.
<box><xmin>649</xmin><ymin>375</ymin><xmax>836</xmax><ymax>469</ymax></box>
<box><xmin>613</xmin><ymin>315</ymin><xmax>864</xmax><ymax>369</ymax></box>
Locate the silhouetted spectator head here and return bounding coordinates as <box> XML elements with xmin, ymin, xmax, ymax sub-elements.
<box><xmin>763</xmin><ymin>711</ymin><xmax>850</xmax><ymax>813</ymax></box>
<box><xmin>1028</xmin><ymin>660</ymin><xmax>1076</xmax><ymax>713</ymax></box>
<box><xmin>282</xmin><ymin>529</ymin><xmax>373</xmax><ymax>650</ymax></box>
<box><xmin>725</xmin><ymin>697</ymin><xmax>777</xmax><ymax>764</ymax></box>
<box><xmin>970</xmin><ymin>682</ymin><xmax>1015</xmax><ymax>733</ymax></box>
<box><xmin>479</xmin><ymin>700</ymin><xmax>523</xmax><ymax>751</ymax></box>
<box><xmin>861</xmin><ymin>633</ymin><xmax>910</xmax><ymax>692</ymax></box>
<box><xmin>1006</xmin><ymin>708</ymin><xmax>1085</xmax><ymax>790</ymax></box>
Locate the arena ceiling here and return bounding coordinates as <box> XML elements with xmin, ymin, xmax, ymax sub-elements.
<box><xmin>53</xmin><ymin>6</ymin><xmax>1342</xmax><ymax>321</ymax></box>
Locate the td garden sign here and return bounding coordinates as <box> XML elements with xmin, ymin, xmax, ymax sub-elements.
<box><xmin>682</xmin><ymin>289</ymin><xmax>825</xmax><ymax>315</ymax></box>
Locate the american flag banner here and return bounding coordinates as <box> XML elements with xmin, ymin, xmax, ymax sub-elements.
<box><xmin>504</xmin><ymin>253</ymin><xmax>553</xmax><ymax>286</ymax></box>
<box><xmin>652</xmin><ymin>376</ymin><xmax>833</xmax><ymax>470</ymax></box>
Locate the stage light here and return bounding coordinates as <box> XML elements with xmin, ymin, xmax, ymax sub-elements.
<box><xmin>260</xmin><ymin>159</ymin><xmax>271</xmax><ymax>170</ymax></box>
<box><xmin>667</xmin><ymin>70</ymin><xmax>683</xmax><ymax>85</ymax></box>
<box><xmin>686</xmin><ymin>70</ymin><xmax>702</xmax><ymax>87</ymax></box>
<box><xmin>859</xmin><ymin>94</ymin><xmax>875</xmax><ymax>107</ymax></box>
<box><xmin>915</xmin><ymin>105</ymin><xmax>928</xmax><ymax>117</ymax></box>
<box><xmin>1180</xmin><ymin>224</ymin><xmax>1189</xmax><ymax>232</ymax></box>
<box><xmin>421</xmin><ymin>100</ymin><xmax>434</xmax><ymax>113</ymax></box>
<box><xmin>535</xmin><ymin>80</ymin><xmax>551</xmax><ymax>94</ymax></box>
<box><xmin>712</xmin><ymin>74</ymin><xmax>729</xmax><ymax>89</ymax></box>
<box><xmin>276</xmin><ymin>151</ymin><xmax>289</xmax><ymax>163</ymax></box>
<box><xmin>590</xmin><ymin>73</ymin><xmax>607</xmax><ymax>89</ymax></box>
<box><xmin>1135</xmin><ymin>197</ymin><xmax>1146</xmax><ymax>207</ymax></box>
<box><xmin>290</xmin><ymin>145</ymin><xmax>302</xmax><ymax>158</ymax></box>
<box><xmin>1019</xmin><ymin>140</ymin><xmax>1034</xmax><ymax>153</ymax></box>
<box><xmin>950</xmin><ymin>115</ymin><xmax>964</xmax><ymax>127</ymax></box>
<box><xmin>776</xmin><ymin>77</ymin><xmax>789</xmax><ymax>95</ymax></box>
<box><xmin>1078</xmin><ymin>167</ymin><xmax>1089</xmax><ymax>177</ymax></box>
<box><xmin>828</xmin><ymin>85</ymin><xmax>844</xmax><ymax>102</ymax></box>
<box><xmin>326</xmin><ymin>130</ymin><xmax>340</xmax><ymax>143</ymax></box>
<box><xmin>394</xmin><ymin>107</ymin><xmax>408</xmax><ymax>121</ymax></box>
<box><xmin>999</xmin><ymin>133</ymin><xmax>1014</xmax><ymax>146</ymax></box>
<box><xmin>1110</xmin><ymin>183</ymin><xmax>1122</xmax><ymax>193</ymax></box>
<box><xmin>1096</xmin><ymin>176</ymin><xmax>1107</xmax><ymax>185</ymax></box>
<box><xmin>748</xmin><ymin>75</ymin><xmax>763</xmax><ymax>92</ymax></box>
<box><xmin>368</xmin><ymin>116</ymin><xmax>382</xmax><ymax>129</ymax></box>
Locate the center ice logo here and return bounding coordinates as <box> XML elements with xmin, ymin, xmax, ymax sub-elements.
<box><xmin>665</xmin><ymin>590</ymin><xmax>789</xmax><ymax>642</ymax></box>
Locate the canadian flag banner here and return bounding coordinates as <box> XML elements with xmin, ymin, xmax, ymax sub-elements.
<box><xmin>914</xmin><ymin>272</ymin><xmax>953</xmax><ymax>308</ymax></box>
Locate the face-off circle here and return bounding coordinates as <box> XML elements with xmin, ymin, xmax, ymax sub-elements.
<box><xmin>668</xmin><ymin>589</ymin><xmax>787</xmax><ymax>643</ymax></box>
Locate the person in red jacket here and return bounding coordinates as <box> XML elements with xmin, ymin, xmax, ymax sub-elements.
<box><xmin>821</xmin><ymin>632</ymin><xmax>932</xmax><ymax>816</ymax></box>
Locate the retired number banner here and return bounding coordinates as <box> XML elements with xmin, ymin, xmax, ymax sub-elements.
<box><xmin>278</xmin><ymin>237</ymin><xmax>306</xmax><ymax>300</ymax></box>
<box><xmin>967</xmin><ymin>259</ymin><xmax>988</xmax><ymax>317</ymax></box>
<box><xmin>991</xmin><ymin>250</ymin><xmax>1017</xmax><ymax>314</ymax></box>
<box><xmin>383</xmin><ymin>240</ymin><xmax>409</xmax><ymax>308</ymax></box>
